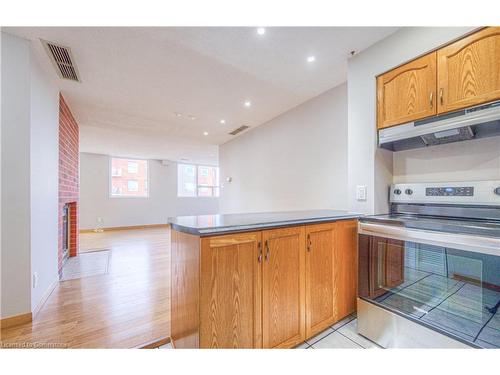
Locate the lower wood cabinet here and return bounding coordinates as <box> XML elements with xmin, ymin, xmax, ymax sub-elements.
<box><xmin>262</xmin><ymin>226</ymin><xmax>305</xmax><ymax>348</ymax></box>
<box><xmin>171</xmin><ymin>219</ymin><xmax>358</xmax><ymax>349</ymax></box>
<box><xmin>333</xmin><ymin>220</ymin><xmax>358</xmax><ymax>321</ymax></box>
<box><xmin>200</xmin><ymin>231</ymin><xmax>262</xmax><ymax>348</ymax></box>
<box><xmin>305</xmin><ymin>223</ymin><xmax>336</xmax><ymax>338</ymax></box>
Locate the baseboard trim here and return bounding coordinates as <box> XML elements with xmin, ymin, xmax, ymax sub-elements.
<box><xmin>0</xmin><ymin>312</ymin><xmax>33</xmax><ymax>329</ymax></box>
<box><xmin>79</xmin><ymin>224</ymin><xmax>169</xmax><ymax>234</ymax></box>
<box><xmin>32</xmin><ymin>278</ymin><xmax>59</xmax><ymax>318</ymax></box>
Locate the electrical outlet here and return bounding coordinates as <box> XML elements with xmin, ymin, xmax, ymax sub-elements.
<box><xmin>32</xmin><ymin>272</ymin><xmax>38</xmax><ymax>289</ymax></box>
<box><xmin>97</xmin><ymin>217</ymin><xmax>103</xmax><ymax>224</ymax></box>
<box><xmin>356</xmin><ymin>185</ymin><xmax>367</xmax><ymax>201</ymax></box>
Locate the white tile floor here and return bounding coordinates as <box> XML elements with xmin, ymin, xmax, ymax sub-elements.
<box><xmin>295</xmin><ymin>314</ymin><xmax>382</xmax><ymax>349</ymax></box>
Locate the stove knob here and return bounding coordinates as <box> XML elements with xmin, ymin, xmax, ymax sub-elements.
<box><xmin>393</xmin><ymin>189</ymin><xmax>401</xmax><ymax>195</ymax></box>
<box><xmin>494</xmin><ymin>187</ymin><xmax>500</xmax><ymax>196</ymax></box>
<box><xmin>405</xmin><ymin>189</ymin><xmax>413</xmax><ymax>195</ymax></box>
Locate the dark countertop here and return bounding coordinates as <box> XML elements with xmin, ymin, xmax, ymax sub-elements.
<box><xmin>168</xmin><ymin>209</ymin><xmax>362</xmax><ymax>236</ymax></box>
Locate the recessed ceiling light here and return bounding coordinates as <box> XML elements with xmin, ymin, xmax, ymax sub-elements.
<box><xmin>220</xmin><ymin>119</ymin><xmax>226</xmax><ymax>124</ymax></box>
<box><xmin>174</xmin><ymin>112</ymin><xmax>182</xmax><ymax>117</ymax></box>
<box><xmin>257</xmin><ymin>27</ymin><xmax>266</xmax><ymax>36</ymax></box>
<box><xmin>187</xmin><ymin>115</ymin><xmax>196</xmax><ymax>120</ymax></box>
<box><xmin>244</xmin><ymin>101</ymin><xmax>252</xmax><ymax>107</ymax></box>
<box><xmin>307</xmin><ymin>56</ymin><xmax>316</xmax><ymax>63</ymax></box>
<box><xmin>203</xmin><ymin>131</ymin><xmax>209</xmax><ymax>136</ymax></box>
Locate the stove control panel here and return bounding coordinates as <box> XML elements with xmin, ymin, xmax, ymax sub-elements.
<box><xmin>426</xmin><ymin>186</ymin><xmax>474</xmax><ymax>196</ymax></box>
<box><xmin>390</xmin><ymin>180</ymin><xmax>500</xmax><ymax>206</ymax></box>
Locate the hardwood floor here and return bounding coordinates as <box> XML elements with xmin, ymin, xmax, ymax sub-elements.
<box><xmin>0</xmin><ymin>227</ymin><xmax>170</xmax><ymax>348</ymax></box>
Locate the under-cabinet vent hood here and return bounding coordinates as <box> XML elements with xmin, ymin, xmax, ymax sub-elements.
<box><xmin>379</xmin><ymin>101</ymin><xmax>500</xmax><ymax>151</ymax></box>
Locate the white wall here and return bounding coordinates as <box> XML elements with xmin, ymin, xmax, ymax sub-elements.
<box><xmin>347</xmin><ymin>27</ymin><xmax>477</xmax><ymax>215</ymax></box>
<box><xmin>79</xmin><ymin>153</ymin><xmax>220</xmax><ymax>229</ymax></box>
<box><xmin>393</xmin><ymin>136</ymin><xmax>500</xmax><ymax>183</ymax></box>
<box><xmin>1</xmin><ymin>32</ymin><xmax>60</xmax><ymax>318</ymax></box>
<box><xmin>29</xmin><ymin>51</ymin><xmax>59</xmax><ymax>312</ymax></box>
<box><xmin>1</xmin><ymin>32</ymin><xmax>32</xmax><ymax>318</ymax></box>
<box><xmin>219</xmin><ymin>84</ymin><xmax>348</xmax><ymax>214</ymax></box>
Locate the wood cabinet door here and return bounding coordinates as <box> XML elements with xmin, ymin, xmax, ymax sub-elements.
<box><xmin>437</xmin><ymin>27</ymin><xmax>500</xmax><ymax>113</ymax></box>
<box><xmin>305</xmin><ymin>223</ymin><xmax>336</xmax><ymax>338</ymax></box>
<box><xmin>200</xmin><ymin>232</ymin><xmax>262</xmax><ymax>348</ymax></box>
<box><xmin>333</xmin><ymin>220</ymin><xmax>358</xmax><ymax>320</ymax></box>
<box><xmin>262</xmin><ymin>226</ymin><xmax>306</xmax><ymax>348</ymax></box>
<box><xmin>377</xmin><ymin>52</ymin><xmax>437</xmax><ymax>129</ymax></box>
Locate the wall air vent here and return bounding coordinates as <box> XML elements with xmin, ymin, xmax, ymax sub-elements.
<box><xmin>41</xmin><ymin>40</ymin><xmax>81</xmax><ymax>82</ymax></box>
<box><xmin>229</xmin><ymin>125</ymin><xmax>250</xmax><ymax>136</ymax></box>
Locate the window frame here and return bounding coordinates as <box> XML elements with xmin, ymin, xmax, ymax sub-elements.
<box><xmin>177</xmin><ymin>163</ymin><xmax>220</xmax><ymax>198</ymax></box>
<box><xmin>109</xmin><ymin>156</ymin><xmax>150</xmax><ymax>199</ymax></box>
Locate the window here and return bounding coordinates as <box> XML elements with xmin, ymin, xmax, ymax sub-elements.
<box><xmin>110</xmin><ymin>157</ymin><xmax>149</xmax><ymax>197</ymax></box>
<box><xmin>127</xmin><ymin>180</ymin><xmax>138</xmax><ymax>192</ymax></box>
<box><xmin>178</xmin><ymin>164</ymin><xmax>219</xmax><ymax>197</ymax></box>
<box><xmin>127</xmin><ymin>161</ymin><xmax>138</xmax><ymax>173</ymax></box>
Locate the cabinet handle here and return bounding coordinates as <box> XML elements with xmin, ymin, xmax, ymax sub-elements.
<box><xmin>439</xmin><ymin>88</ymin><xmax>444</xmax><ymax>105</ymax></box>
<box><xmin>307</xmin><ymin>234</ymin><xmax>312</xmax><ymax>252</ymax></box>
<box><xmin>258</xmin><ymin>241</ymin><xmax>262</xmax><ymax>263</ymax></box>
<box><xmin>429</xmin><ymin>91</ymin><xmax>433</xmax><ymax>108</ymax></box>
<box><xmin>265</xmin><ymin>240</ymin><xmax>270</xmax><ymax>261</ymax></box>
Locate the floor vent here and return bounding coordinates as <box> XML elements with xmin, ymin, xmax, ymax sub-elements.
<box><xmin>41</xmin><ymin>40</ymin><xmax>81</xmax><ymax>82</ymax></box>
<box><xmin>229</xmin><ymin>125</ymin><xmax>250</xmax><ymax>135</ymax></box>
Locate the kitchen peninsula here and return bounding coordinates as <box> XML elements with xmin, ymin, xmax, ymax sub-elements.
<box><xmin>169</xmin><ymin>210</ymin><xmax>361</xmax><ymax>348</ymax></box>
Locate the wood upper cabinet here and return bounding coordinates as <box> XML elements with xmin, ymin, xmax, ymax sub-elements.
<box><xmin>333</xmin><ymin>220</ymin><xmax>358</xmax><ymax>320</ymax></box>
<box><xmin>200</xmin><ymin>231</ymin><xmax>262</xmax><ymax>348</ymax></box>
<box><xmin>262</xmin><ymin>226</ymin><xmax>306</xmax><ymax>348</ymax></box>
<box><xmin>377</xmin><ymin>52</ymin><xmax>437</xmax><ymax>129</ymax></box>
<box><xmin>305</xmin><ymin>223</ymin><xmax>336</xmax><ymax>338</ymax></box>
<box><xmin>437</xmin><ymin>27</ymin><xmax>500</xmax><ymax>113</ymax></box>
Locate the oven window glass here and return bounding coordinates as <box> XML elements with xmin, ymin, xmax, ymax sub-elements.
<box><xmin>359</xmin><ymin>235</ymin><xmax>500</xmax><ymax>348</ymax></box>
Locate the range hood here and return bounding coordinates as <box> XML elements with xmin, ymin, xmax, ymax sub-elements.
<box><xmin>379</xmin><ymin>100</ymin><xmax>500</xmax><ymax>151</ymax></box>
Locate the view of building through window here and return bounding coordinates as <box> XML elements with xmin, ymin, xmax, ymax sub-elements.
<box><xmin>178</xmin><ymin>164</ymin><xmax>219</xmax><ymax>197</ymax></box>
<box><xmin>110</xmin><ymin>157</ymin><xmax>148</xmax><ymax>197</ymax></box>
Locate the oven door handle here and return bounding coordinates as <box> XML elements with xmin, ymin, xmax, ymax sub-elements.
<box><xmin>358</xmin><ymin>222</ymin><xmax>500</xmax><ymax>257</ymax></box>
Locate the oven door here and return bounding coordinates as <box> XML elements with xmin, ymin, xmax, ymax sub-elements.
<box><xmin>358</xmin><ymin>222</ymin><xmax>500</xmax><ymax>348</ymax></box>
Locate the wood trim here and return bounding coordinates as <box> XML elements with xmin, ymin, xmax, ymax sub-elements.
<box><xmin>32</xmin><ymin>279</ymin><xmax>58</xmax><ymax>318</ymax></box>
<box><xmin>79</xmin><ymin>224</ymin><xmax>169</xmax><ymax>233</ymax></box>
<box><xmin>0</xmin><ymin>313</ymin><xmax>32</xmax><ymax>329</ymax></box>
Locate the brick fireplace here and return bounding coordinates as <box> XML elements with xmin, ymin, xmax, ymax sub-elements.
<box><xmin>58</xmin><ymin>94</ymin><xmax>79</xmax><ymax>275</ymax></box>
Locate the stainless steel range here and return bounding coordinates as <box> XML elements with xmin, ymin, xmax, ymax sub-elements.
<box><xmin>357</xmin><ymin>180</ymin><xmax>500</xmax><ymax>348</ymax></box>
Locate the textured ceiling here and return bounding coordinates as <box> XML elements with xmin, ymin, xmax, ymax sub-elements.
<box><xmin>4</xmin><ymin>27</ymin><xmax>398</xmax><ymax>164</ymax></box>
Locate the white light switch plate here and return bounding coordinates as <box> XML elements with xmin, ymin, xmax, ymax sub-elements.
<box><xmin>356</xmin><ymin>185</ymin><xmax>367</xmax><ymax>201</ymax></box>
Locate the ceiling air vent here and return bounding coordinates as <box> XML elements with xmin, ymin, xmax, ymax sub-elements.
<box><xmin>41</xmin><ymin>40</ymin><xmax>81</xmax><ymax>82</ymax></box>
<box><xmin>229</xmin><ymin>125</ymin><xmax>250</xmax><ymax>136</ymax></box>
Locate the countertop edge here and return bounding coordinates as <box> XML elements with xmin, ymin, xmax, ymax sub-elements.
<box><xmin>170</xmin><ymin>214</ymin><xmax>362</xmax><ymax>237</ymax></box>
